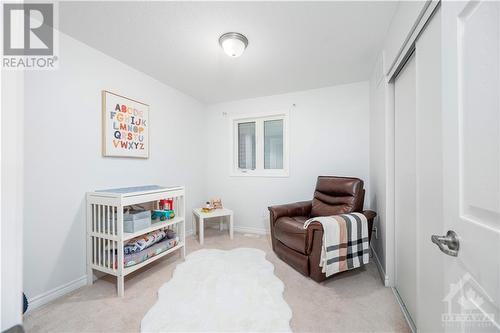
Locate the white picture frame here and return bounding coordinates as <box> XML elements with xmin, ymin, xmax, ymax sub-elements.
<box><xmin>102</xmin><ymin>90</ymin><xmax>150</xmax><ymax>158</ymax></box>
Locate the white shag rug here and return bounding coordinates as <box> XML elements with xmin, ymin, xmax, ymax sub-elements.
<box><xmin>141</xmin><ymin>248</ymin><xmax>292</xmax><ymax>332</ymax></box>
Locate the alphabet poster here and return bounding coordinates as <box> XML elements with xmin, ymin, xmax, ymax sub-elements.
<box><xmin>102</xmin><ymin>91</ymin><xmax>149</xmax><ymax>158</ymax></box>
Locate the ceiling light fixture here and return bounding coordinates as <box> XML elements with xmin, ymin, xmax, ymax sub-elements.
<box><xmin>219</xmin><ymin>32</ymin><xmax>248</xmax><ymax>58</ymax></box>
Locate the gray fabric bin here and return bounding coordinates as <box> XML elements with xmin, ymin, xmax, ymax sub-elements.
<box><xmin>124</xmin><ymin>210</ymin><xmax>151</xmax><ymax>233</ymax></box>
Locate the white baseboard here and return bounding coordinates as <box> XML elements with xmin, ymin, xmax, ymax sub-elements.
<box><xmin>370</xmin><ymin>244</ymin><xmax>389</xmax><ymax>286</ymax></box>
<box><xmin>233</xmin><ymin>226</ymin><xmax>269</xmax><ymax>235</ymax></box>
<box><xmin>194</xmin><ymin>223</ymin><xmax>269</xmax><ymax>236</ymax></box>
<box><xmin>392</xmin><ymin>287</ymin><xmax>417</xmax><ymax>333</ymax></box>
<box><xmin>27</xmin><ymin>275</ymin><xmax>87</xmax><ymax>312</ymax></box>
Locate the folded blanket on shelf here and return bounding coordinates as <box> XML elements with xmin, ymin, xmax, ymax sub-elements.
<box><xmin>124</xmin><ymin>229</ymin><xmax>167</xmax><ymax>255</ymax></box>
<box><xmin>123</xmin><ymin>237</ymin><xmax>179</xmax><ymax>268</ymax></box>
<box><xmin>105</xmin><ymin>237</ymin><xmax>180</xmax><ymax>269</ymax></box>
<box><xmin>303</xmin><ymin>212</ymin><xmax>369</xmax><ymax>277</ymax></box>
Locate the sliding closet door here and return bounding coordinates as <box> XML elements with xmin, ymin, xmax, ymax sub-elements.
<box><xmin>394</xmin><ymin>53</ymin><xmax>417</xmax><ymax>326</ymax></box>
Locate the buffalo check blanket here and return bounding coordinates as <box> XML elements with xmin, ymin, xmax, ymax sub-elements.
<box><xmin>303</xmin><ymin>212</ymin><xmax>370</xmax><ymax>277</ymax></box>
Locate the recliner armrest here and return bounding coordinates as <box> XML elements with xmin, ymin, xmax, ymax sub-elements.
<box><xmin>362</xmin><ymin>210</ymin><xmax>376</xmax><ymax>221</ymax></box>
<box><xmin>268</xmin><ymin>201</ymin><xmax>312</xmax><ymax>225</ymax></box>
<box><xmin>362</xmin><ymin>210</ymin><xmax>376</xmax><ymax>242</ymax></box>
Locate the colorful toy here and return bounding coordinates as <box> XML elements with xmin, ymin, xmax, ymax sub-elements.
<box><xmin>201</xmin><ymin>198</ymin><xmax>223</xmax><ymax>213</ymax></box>
<box><xmin>152</xmin><ymin>198</ymin><xmax>175</xmax><ymax>221</ymax></box>
<box><xmin>159</xmin><ymin>199</ymin><xmax>174</xmax><ymax>211</ymax></box>
<box><xmin>202</xmin><ymin>201</ymin><xmax>213</xmax><ymax>213</ymax></box>
<box><xmin>151</xmin><ymin>209</ymin><xmax>175</xmax><ymax>221</ymax></box>
<box><xmin>210</xmin><ymin>198</ymin><xmax>223</xmax><ymax>209</ymax></box>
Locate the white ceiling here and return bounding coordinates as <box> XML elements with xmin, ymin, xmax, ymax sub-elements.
<box><xmin>59</xmin><ymin>1</ymin><xmax>398</xmax><ymax>104</ymax></box>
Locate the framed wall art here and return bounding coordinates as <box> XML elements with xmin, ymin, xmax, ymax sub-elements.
<box><xmin>102</xmin><ymin>90</ymin><xmax>150</xmax><ymax>158</ymax></box>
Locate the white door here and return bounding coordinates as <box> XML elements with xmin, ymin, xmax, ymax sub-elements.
<box><xmin>393</xmin><ymin>8</ymin><xmax>447</xmax><ymax>330</ymax></box>
<box><xmin>395</xmin><ymin>52</ymin><xmax>418</xmax><ymax>327</ymax></box>
<box><xmin>435</xmin><ymin>1</ymin><xmax>500</xmax><ymax>331</ymax></box>
<box><xmin>415</xmin><ymin>7</ymin><xmax>446</xmax><ymax>332</ymax></box>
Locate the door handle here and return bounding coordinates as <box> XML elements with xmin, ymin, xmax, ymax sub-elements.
<box><xmin>431</xmin><ymin>230</ymin><xmax>460</xmax><ymax>257</ymax></box>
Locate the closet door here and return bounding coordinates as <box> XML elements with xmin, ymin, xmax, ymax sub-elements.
<box><xmin>394</xmin><ymin>53</ymin><xmax>417</xmax><ymax>327</ymax></box>
<box><xmin>414</xmin><ymin>9</ymin><xmax>445</xmax><ymax>331</ymax></box>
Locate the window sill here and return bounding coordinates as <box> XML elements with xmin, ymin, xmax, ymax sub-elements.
<box><xmin>230</xmin><ymin>171</ymin><xmax>289</xmax><ymax>178</ymax></box>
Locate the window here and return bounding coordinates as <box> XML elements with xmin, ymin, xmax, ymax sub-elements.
<box><xmin>231</xmin><ymin>111</ymin><xmax>289</xmax><ymax>177</ymax></box>
<box><xmin>264</xmin><ymin>119</ymin><xmax>284</xmax><ymax>169</ymax></box>
<box><xmin>238</xmin><ymin>122</ymin><xmax>256</xmax><ymax>169</ymax></box>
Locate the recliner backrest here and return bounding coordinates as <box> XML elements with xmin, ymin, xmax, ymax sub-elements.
<box><xmin>310</xmin><ymin>176</ymin><xmax>365</xmax><ymax>217</ymax></box>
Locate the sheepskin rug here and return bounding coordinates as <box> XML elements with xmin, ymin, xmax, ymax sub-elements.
<box><xmin>141</xmin><ymin>248</ymin><xmax>292</xmax><ymax>332</ymax></box>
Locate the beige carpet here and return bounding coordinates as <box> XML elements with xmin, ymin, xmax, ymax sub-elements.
<box><xmin>24</xmin><ymin>229</ymin><xmax>410</xmax><ymax>333</ymax></box>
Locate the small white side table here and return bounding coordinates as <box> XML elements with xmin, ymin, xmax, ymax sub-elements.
<box><xmin>192</xmin><ymin>208</ymin><xmax>233</xmax><ymax>245</ymax></box>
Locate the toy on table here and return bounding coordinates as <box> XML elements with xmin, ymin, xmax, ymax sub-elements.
<box><xmin>201</xmin><ymin>198</ymin><xmax>223</xmax><ymax>213</ymax></box>
<box><xmin>210</xmin><ymin>198</ymin><xmax>223</xmax><ymax>209</ymax></box>
<box><xmin>152</xmin><ymin>199</ymin><xmax>175</xmax><ymax>221</ymax></box>
<box><xmin>201</xmin><ymin>201</ymin><xmax>213</xmax><ymax>213</ymax></box>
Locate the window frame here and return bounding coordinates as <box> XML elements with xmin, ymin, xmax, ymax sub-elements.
<box><xmin>230</xmin><ymin>110</ymin><xmax>290</xmax><ymax>177</ymax></box>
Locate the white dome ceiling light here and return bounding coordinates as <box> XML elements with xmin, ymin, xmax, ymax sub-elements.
<box><xmin>219</xmin><ymin>32</ymin><xmax>249</xmax><ymax>58</ymax></box>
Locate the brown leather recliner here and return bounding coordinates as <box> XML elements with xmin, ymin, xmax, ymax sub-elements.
<box><xmin>268</xmin><ymin>176</ymin><xmax>376</xmax><ymax>282</ymax></box>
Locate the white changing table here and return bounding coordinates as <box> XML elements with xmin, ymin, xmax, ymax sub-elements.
<box><xmin>86</xmin><ymin>185</ymin><xmax>185</xmax><ymax>296</ymax></box>
<box><xmin>192</xmin><ymin>208</ymin><xmax>233</xmax><ymax>245</ymax></box>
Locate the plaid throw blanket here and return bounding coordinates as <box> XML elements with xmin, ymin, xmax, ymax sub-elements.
<box><xmin>303</xmin><ymin>212</ymin><xmax>369</xmax><ymax>277</ymax></box>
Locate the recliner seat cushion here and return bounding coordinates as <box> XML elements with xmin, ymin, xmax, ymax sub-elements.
<box><xmin>274</xmin><ymin>216</ymin><xmax>308</xmax><ymax>254</ymax></box>
<box><xmin>310</xmin><ymin>176</ymin><xmax>364</xmax><ymax>217</ymax></box>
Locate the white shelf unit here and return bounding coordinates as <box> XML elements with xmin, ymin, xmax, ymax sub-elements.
<box><xmin>86</xmin><ymin>185</ymin><xmax>185</xmax><ymax>296</ymax></box>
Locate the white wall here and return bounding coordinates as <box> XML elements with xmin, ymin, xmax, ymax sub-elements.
<box><xmin>22</xmin><ymin>32</ymin><xmax>206</xmax><ymax>304</ymax></box>
<box><xmin>368</xmin><ymin>55</ymin><xmax>389</xmax><ymax>281</ymax></box>
<box><xmin>1</xmin><ymin>71</ymin><xmax>24</xmax><ymax>330</ymax></box>
<box><xmin>204</xmin><ymin>82</ymin><xmax>370</xmax><ymax>233</ymax></box>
